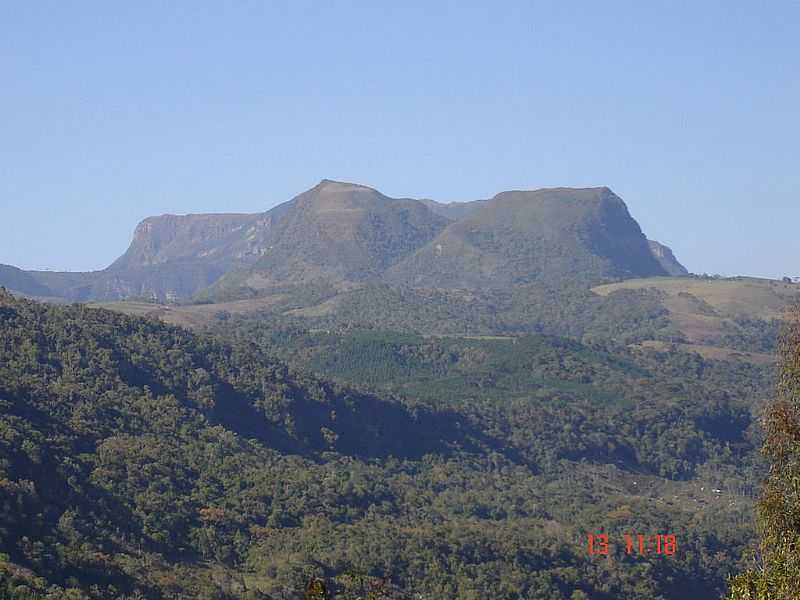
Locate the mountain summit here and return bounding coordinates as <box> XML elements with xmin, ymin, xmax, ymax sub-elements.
<box><xmin>226</xmin><ymin>179</ymin><xmax>450</xmax><ymax>290</ymax></box>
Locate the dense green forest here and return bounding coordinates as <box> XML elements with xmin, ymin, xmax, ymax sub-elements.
<box><xmin>0</xmin><ymin>290</ymin><xmax>774</xmax><ymax>598</ymax></box>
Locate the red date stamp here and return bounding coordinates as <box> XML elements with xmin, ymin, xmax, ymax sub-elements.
<box><xmin>587</xmin><ymin>533</ymin><xmax>677</xmax><ymax>556</ymax></box>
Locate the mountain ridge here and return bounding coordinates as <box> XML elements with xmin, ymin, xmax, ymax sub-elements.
<box><xmin>0</xmin><ymin>180</ymin><xmax>687</xmax><ymax>303</ymax></box>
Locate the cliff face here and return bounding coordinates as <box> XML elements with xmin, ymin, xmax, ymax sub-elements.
<box><xmin>648</xmin><ymin>240</ymin><xmax>689</xmax><ymax>276</ymax></box>
<box><xmin>110</xmin><ymin>212</ymin><xmax>276</xmax><ymax>270</ymax></box>
<box><xmin>2</xmin><ymin>208</ymin><xmax>292</xmax><ymax>303</ymax></box>
<box><xmin>15</xmin><ymin>205</ymin><xmax>299</xmax><ymax>303</ymax></box>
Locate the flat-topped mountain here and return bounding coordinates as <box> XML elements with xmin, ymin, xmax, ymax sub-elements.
<box><xmin>0</xmin><ymin>180</ymin><xmax>685</xmax><ymax>302</ymax></box>
<box><xmin>111</xmin><ymin>212</ymin><xmax>273</xmax><ymax>270</ymax></box>
<box><xmin>387</xmin><ymin>187</ymin><xmax>669</xmax><ymax>288</ymax></box>
<box><xmin>0</xmin><ymin>203</ymin><xmax>295</xmax><ymax>303</ymax></box>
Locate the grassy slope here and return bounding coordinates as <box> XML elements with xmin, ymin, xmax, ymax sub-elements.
<box><xmin>592</xmin><ymin>277</ymin><xmax>798</xmax><ymax>320</ymax></box>
<box><xmin>593</xmin><ymin>277</ymin><xmax>799</xmax><ymax>360</ymax></box>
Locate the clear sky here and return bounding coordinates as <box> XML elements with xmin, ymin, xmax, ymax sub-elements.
<box><xmin>1</xmin><ymin>1</ymin><xmax>797</xmax><ymax>277</ymax></box>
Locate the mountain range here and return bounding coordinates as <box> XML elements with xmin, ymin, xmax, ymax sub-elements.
<box><xmin>0</xmin><ymin>180</ymin><xmax>685</xmax><ymax>303</ymax></box>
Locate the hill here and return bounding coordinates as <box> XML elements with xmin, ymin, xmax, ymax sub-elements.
<box><xmin>96</xmin><ymin>274</ymin><xmax>796</xmax><ymax>364</ymax></box>
<box><xmin>89</xmin><ymin>281</ymin><xmax>675</xmax><ymax>343</ymax></box>
<box><xmin>592</xmin><ymin>276</ymin><xmax>800</xmax><ymax>360</ymax></box>
<box><xmin>92</xmin><ymin>272</ymin><xmax>799</xmax><ymax>374</ymax></box>
<box><xmin>0</xmin><ymin>264</ymin><xmax>52</xmax><ymax>297</ymax></box>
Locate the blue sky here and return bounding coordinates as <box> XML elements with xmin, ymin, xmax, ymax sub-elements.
<box><xmin>1</xmin><ymin>1</ymin><xmax>798</xmax><ymax>277</ymax></box>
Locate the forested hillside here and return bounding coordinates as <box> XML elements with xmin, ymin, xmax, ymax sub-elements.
<box><xmin>0</xmin><ymin>289</ymin><xmax>773</xmax><ymax>598</ymax></box>
<box><xmin>385</xmin><ymin>187</ymin><xmax>667</xmax><ymax>289</ymax></box>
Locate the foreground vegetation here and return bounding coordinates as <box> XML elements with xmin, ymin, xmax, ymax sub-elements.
<box><xmin>0</xmin><ymin>290</ymin><xmax>776</xmax><ymax>598</ymax></box>
<box><xmin>728</xmin><ymin>307</ymin><xmax>800</xmax><ymax>599</ymax></box>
